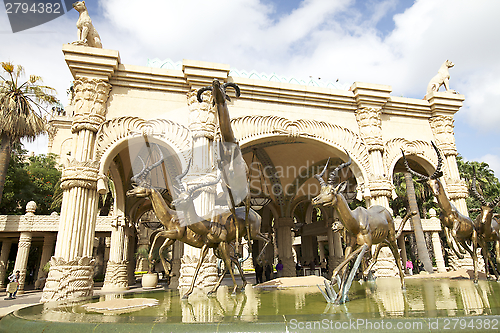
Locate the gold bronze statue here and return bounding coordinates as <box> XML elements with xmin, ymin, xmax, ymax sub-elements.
<box><xmin>197</xmin><ymin>79</ymin><xmax>250</xmax><ymax>256</ymax></box>
<box><xmin>470</xmin><ymin>168</ymin><xmax>500</xmax><ymax>280</ymax></box>
<box><xmin>312</xmin><ymin>154</ymin><xmax>413</xmax><ymax>304</ymax></box>
<box><xmin>402</xmin><ymin>142</ymin><xmax>482</xmax><ymax>283</ymax></box>
<box><xmin>127</xmin><ymin>145</ymin><xmax>270</xmax><ymax>299</ymax></box>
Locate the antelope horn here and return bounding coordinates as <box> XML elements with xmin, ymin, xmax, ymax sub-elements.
<box><xmin>328</xmin><ymin>151</ymin><xmax>351</xmax><ymax>185</ymax></box>
<box><xmin>197</xmin><ymin>86</ymin><xmax>213</xmax><ymax>103</ymax></box>
<box><xmin>173</xmin><ymin>158</ymin><xmax>192</xmax><ymax>194</ymax></box>
<box><xmin>131</xmin><ymin>156</ymin><xmax>147</xmax><ymax>184</ymax></box>
<box><xmin>471</xmin><ymin>166</ymin><xmax>488</xmax><ymax>206</ymax></box>
<box><xmin>223</xmin><ymin>82</ymin><xmax>241</xmax><ymax>100</ymax></box>
<box><xmin>401</xmin><ymin>149</ymin><xmax>429</xmax><ymax>181</ymax></box>
<box><xmin>314</xmin><ymin>158</ymin><xmax>330</xmax><ymax>187</ymax></box>
<box><xmin>187</xmin><ymin>169</ymin><xmax>222</xmax><ymax>196</ymax></box>
<box><xmin>131</xmin><ymin>144</ymin><xmax>165</xmax><ymax>183</ymax></box>
<box><xmin>430</xmin><ymin>141</ymin><xmax>444</xmax><ymax>179</ymax></box>
<box><xmin>491</xmin><ymin>196</ymin><xmax>500</xmax><ymax>208</ymax></box>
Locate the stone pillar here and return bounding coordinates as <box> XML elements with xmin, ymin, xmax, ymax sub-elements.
<box><xmin>276</xmin><ymin>217</ymin><xmax>295</xmax><ymax>277</ymax></box>
<box><xmin>429</xmin><ymin>115</ymin><xmax>469</xmax><ymax>214</ymax></box>
<box><xmin>351</xmin><ymin>83</ymin><xmax>392</xmax><ymax>210</ymax></box>
<box><xmin>431</xmin><ymin>232</ymin><xmax>446</xmax><ymax>273</ymax></box>
<box><xmin>179</xmin><ymin>88</ymin><xmax>218</xmax><ymax>291</ymax></box>
<box><xmin>102</xmin><ymin>216</ymin><xmax>129</xmax><ymax>291</ymax></box>
<box><xmin>0</xmin><ymin>240</ymin><xmax>12</xmax><ymax>288</ymax></box>
<box><xmin>41</xmin><ymin>77</ymin><xmax>112</xmax><ymax>303</ymax></box>
<box><xmin>13</xmin><ymin>232</ymin><xmax>32</xmax><ymax>293</ymax></box>
<box><xmin>37</xmin><ymin>234</ymin><xmax>56</xmax><ymax>280</ymax></box>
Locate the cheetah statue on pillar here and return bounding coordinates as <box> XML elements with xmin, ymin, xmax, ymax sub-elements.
<box><xmin>426</xmin><ymin>60</ymin><xmax>457</xmax><ymax>95</ymax></box>
<box><xmin>72</xmin><ymin>1</ymin><xmax>102</xmax><ymax>48</ymax></box>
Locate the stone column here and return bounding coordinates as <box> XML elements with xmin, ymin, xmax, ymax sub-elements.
<box><xmin>41</xmin><ymin>77</ymin><xmax>111</xmax><ymax>303</ymax></box>
<box><xmin>431</xmin><ymin>232</ymin><xmax>446</xmax><ymax>273</ymax></box>
<box><xmin>102</xmin><ymin>216</ymin><xmax>129</xmax><ymax>291</ymax></box>
<box><xmin>179</xmin><ymin>89</ymin><xmax>218</xmax><ymax>292</ymax></box>
<box><xmin>0</xmin><ymin>240</ymin><xmax>12</xmax><ymax>288</ymax></box>
<box><xmin>37</xmin><ymin>234</ymin><xmax>56</xmax><ymax>281</ymax></box>
<box><xmin>353</xmin><ymin>100</ymin><xmax>403</xmax><ymax>277</ymax></box>
<box><xmin>13</xmin><ymin>232</ymin><xmax>32</xmax><ymax>293</ymax></box>
<box><xmin>276</xmin><ymin>217</ymin><xmax>295</xmax><ymax>277</ymax></box>
<box><xmin>429</xmin><ymin>115</ymin><xmax>469</xmax><ymax>214</ymax></box>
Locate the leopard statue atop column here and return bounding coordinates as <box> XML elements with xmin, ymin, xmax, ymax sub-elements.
<box><xmin>426</xmin><ymin>60</ymin><xmax>457</xmax><ymax>95</ymax></box>
<box><xmin>72</xmin><ymin>1</ymin><xmax>102</xmax><ymax>48</ymax></box>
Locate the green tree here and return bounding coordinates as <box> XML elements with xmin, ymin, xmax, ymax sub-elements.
<box><xmin>456</xmin><ymin>155</ymin><xmax>500</xmax><ymax>218</ymax></box>
<box><xmin>0</xmin><ymin>62</ymin><xmax>57</xmax><ymax>204</ymax></box>
<box><xmin>0</xmin><ymin>144</ymin><xmax>61</xmax><ymax>215</ymax></box>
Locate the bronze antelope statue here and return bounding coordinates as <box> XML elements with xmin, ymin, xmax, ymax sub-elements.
<box><xmin>402</xmin><ymin>141</ymin><xmax>482</xmax><ymax>283</ymax></box>
<box><xmin>470</xmin><ymin>168</ymin><xmax>500</xmax><ymax>279</ymax></box>
<box><xmin>312</xmin><ymin>154</ymin><xmax>414</xmax><ymax>304</ymax></box>
<box><xmin>126</xmin><ymin>145</ymin><xmax>270</xmax><ymax>299</ymax></box>
<box><xmin>197</xmin><ymin>79</ymin><xmax>250</xmax><ymax>254</ymax></box>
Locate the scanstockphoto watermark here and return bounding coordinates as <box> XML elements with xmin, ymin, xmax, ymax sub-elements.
<box><xmin>287</xmin><ymin>317</ymin><xmax>500</xmax><ymax>332</ymax></box>
<box><xmin>3</xmin><ymin>0</ymin><xmax>75</xmax><ymax>32</ymax></box>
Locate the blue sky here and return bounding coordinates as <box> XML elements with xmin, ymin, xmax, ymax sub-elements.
<box><xmin>1</xmin><ymin>0</ymin><xmax>499</xmax><ymax>178</ymax></box>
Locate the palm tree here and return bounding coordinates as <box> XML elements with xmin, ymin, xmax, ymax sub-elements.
<box><xmin>0</xmin><ymin>62</ymin><xmax>57</xmax><ymax>204</ymax></box>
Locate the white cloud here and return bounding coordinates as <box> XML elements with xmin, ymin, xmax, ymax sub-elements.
<box><xmin>1</xmin><ymin>0</ymin><xmax>499</xmax><ymax>169</ymax></box>
<box><xmin>479</xmin><ymin>154</ymin><xmax>500</xmax><ymax>179</ymax></box>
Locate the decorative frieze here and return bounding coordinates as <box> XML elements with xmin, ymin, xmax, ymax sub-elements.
<box><xmin>429</xmin><ymin>115</ymin><xmax>457</xmax><ymax>156</ymax></box>
<box><xmin>60</xmin><ymin>160</ymin><xmax>100</xmax><ymax>190</ymax></box>
<box><xmin>445</xmin><ymin>178</ymin><xmax>469</xmax><ymax>201</ymax></box>
<box><xmin>73</xmin><ymin>77</ymin><xmax>111</xmax><ymax>117</ymax></box>
<box><xmin>188</xmin><ymin>88</ymin><xmax>216</xmax><ymax>139</ymax></box>
<box><xmin>41</xmin><ymin>256</ymin><xmax>95</xmax><ymax>303</ymax></box>
<box><xmin>368</xmin><ymin>177</ymin><xmax>394</xmax><ymax>198</ymax></box>
<box><xmin>355</xmin><ymin>107</ymin><xmax>384</xmax><ymax>152</ymax></box>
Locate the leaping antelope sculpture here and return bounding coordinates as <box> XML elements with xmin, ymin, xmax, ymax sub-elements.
<box><xmin>402</xmin><ymin>142</ymin><xmax>481</xmax><ymax>283</ymax></box>
<box><xmin>197</xmin><ymin>79</ymin><xmax>250</xmax><ymax>255</ymax></box>
<box><xmin>312</xmin><ymin>154</ymin><xmax>414</xmax><ymax>304</ymax></box>
<box><xmin>126</xmin><ymin>145</ymin><xmax>270</xmax><ymax>299</ymax></box>
<box><xmin>470</xmin><ymin>168</ymin><xmax>500</xmax><ymax>279</ymax></box>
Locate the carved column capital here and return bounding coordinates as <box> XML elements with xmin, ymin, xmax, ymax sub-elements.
<box><xmin>355</xmin><ymin>107</ymin><xmax>384</xmax><ymax>152</ymax></box>
<box><xmin>445</xmin><ymin>178</ymin><xmax>469</xmax><ymax>200</ymax></box>
<box><xmin>60</xmin><ymin>159</ymin><xmax>100</xmax><ymax>190</ymax></box>
<box><xmin>368</xmin><ymin>177</ymin><xmax>394</xmax><ymax>198</ymax></box>
<box><xmin>429</xmin><ymin>115</ymin><xmax>457</xmax><ymax>156</ymax></box>
<box><xmin>71</xmin><ymin>77</ymin><xmax>111</xmax><ymax>133</ymax></box>
<box><xmin>187</xmin><ymin>88</ymin><xmax>216</xmax><ymax>139</ymax></box>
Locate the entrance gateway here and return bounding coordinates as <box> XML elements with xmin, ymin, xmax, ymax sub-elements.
<box><xmin>31</xmin><ymin>44</ymin><xmax>469</xmax><ymax>301</ymax></box>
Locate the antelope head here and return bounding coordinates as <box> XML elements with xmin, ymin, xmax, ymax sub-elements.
<box><xmin>126</xmin><ymin>144</ymin><xmax>165</xmax><ymax>198</ymax></box>
<box><xmin>402</xmin><ymin>141</ymin><xmax>443</xmax><ymax>196</ymax></box>
<box><xmin>197</xmin><ymin>79</ymin><xmax>240</xmax><ymax>105</ymax></box>
<box><xmin>470</xmin><ymin>166</ymin><xmax>500</xmax><ymax>224</ymax></box>
<box><xmin>312</xmin><ymin>154</ymin><xmax>351</xmax><ymax>207</ymax></box>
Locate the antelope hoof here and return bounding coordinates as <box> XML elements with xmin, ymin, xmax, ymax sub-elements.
<box><xmin>181</xmin><ymin>294</ymin><xmax>189</xmax><ymax>300</ymax></box>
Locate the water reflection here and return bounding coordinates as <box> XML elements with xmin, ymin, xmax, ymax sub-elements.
<box><xmin>23</xmin><ymin>279</ymin><xmax>500</xmax><ymax>324</ymax></box>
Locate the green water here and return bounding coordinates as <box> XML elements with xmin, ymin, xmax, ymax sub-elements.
<box><xmin>13</xmin><ymin>278</ymin><xmax>500</xmax><ymax>324</ymax></box>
